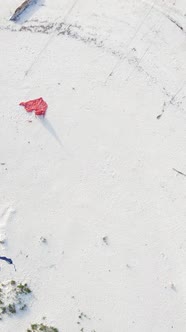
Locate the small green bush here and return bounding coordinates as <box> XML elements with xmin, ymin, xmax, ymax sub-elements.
<box><xmin>27</xmin><ymin>323</ymin><xmax>59</xmax><ymax>332</ymax></box>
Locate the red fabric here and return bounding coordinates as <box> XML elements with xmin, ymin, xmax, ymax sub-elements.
<box><xmin>19</xmin><ymin>97</ymin><xmax>48</xmax><ymax>116</ymax></box>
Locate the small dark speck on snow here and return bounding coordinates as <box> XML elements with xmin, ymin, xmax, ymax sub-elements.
<box><xmin>157</xmin><ymin>114</ymin><xmax>162</xmax><ymax>119</ymax></box>
<box><xmin>40</xmin><ymin>237</ymin><xmax>47</xmax><ymax>243</ymax></box>
<box><xmin>103</xmin><ymin>236</ymin><xmax>109</xmax><ymax>245</ymax></box>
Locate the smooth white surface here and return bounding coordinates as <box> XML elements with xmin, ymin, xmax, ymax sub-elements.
<box><xmin>0</xmin><ymin>0</ymin><xmax>186</xmax><ymax>331</ymax></box>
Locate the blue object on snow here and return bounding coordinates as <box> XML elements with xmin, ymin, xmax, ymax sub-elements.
<box><xmin>0</xmin><ymin>256</ymin><xmax>13</xmax><ymax>264</ymax></box>
<box><xmin>0</xmin><ymin>256</ymin><xmax>16</xmax><ymax>271</ymax></box>
<box><xmin>10</xmin><ymin>0</ymin><xmax>37</xmax><ymax>22</ymax></box>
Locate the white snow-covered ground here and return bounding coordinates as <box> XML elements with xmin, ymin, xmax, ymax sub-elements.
<box><xmin>0</xmin><ymin>0</ymin><xmax>186</xmax><ymax>331</ymax></box>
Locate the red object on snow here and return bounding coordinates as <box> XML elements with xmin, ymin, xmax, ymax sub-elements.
<box><xmin>19</xmin><ymin>97</ymin><xmax>48</xmax><ymax>116</ymax></box>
